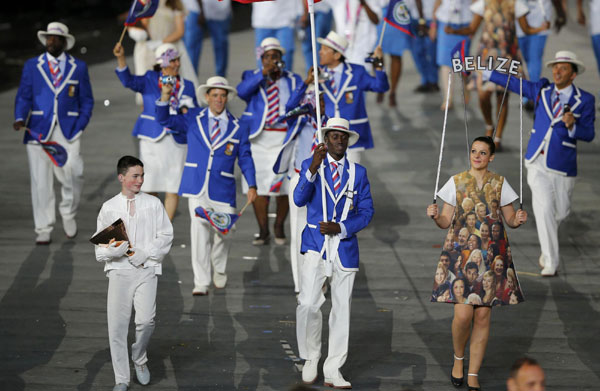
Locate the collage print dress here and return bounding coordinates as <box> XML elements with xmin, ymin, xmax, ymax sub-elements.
<box><xmin>431</xmin><ymin>170</ymin><xmax>525</xmax><ymax>307</ymax></box>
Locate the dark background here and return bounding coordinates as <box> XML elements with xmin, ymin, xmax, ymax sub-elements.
<box><xmin>1</xmin><ymin>0</ymin><xmax>252</xmax><ymax>92</ymax></box>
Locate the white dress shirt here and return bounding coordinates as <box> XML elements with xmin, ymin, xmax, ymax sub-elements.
<box><xmin>46</xmin><ymin>52</ymin><xmax>67</xmax><ymax>76</ymax></box>
<box><xmin>208</xmin><ymin>109</ymin><xmax>229</xmax><ymax>142</ymax></box>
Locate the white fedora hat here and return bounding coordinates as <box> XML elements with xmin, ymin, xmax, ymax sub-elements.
<box><xmin>37</xmin><ymin>22</ymin><xmax>75</xmax><ymax>51</ymax></box>
<box><xmin>317</xmin><ymin>31</ymin><xmax>348</xmax><ymax>56</ymax></box>
<box><xmin>320</xmin><ymin>117</ymin><xmax>359</xmax><ymax>147</ymax></box>
<box><xmin>260</xmin><ymin>37</ymin><xmax>286</xmax><ymax>55</ymax></box>
<box><xmin>197</xmin><ymin>76</ymin><xmax>237</xmax><ymax>105</ymax></box>
<box><xmin>545</xmin><ymin>50</ymin><xmax>585</xmax><ymax>74</ymax></box>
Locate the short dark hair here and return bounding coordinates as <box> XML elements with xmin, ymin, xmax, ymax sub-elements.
<box><xmin>440</xmin><ymin>251</ymin><xmax>451</xmax><ymax>259</ymax></box>
<box><xmin>571</xmin><ymin>63</ymin><xmax>578</xmax><ymax>73</ymax></box>
<box><xmin>117</xmin><ymin>155</ymin><xmax>143</xmax><ymax>176</ymax></box>
<box><xmin>465</xmin><ymin>262</ymin><xmax>479</xmax><ymax>272</ymax></box>
<box><xmin>509</xmin><ymin>356</ymin><xmax>540</xmax><ymax>379</ymax></box>
<box><xmin>471</xmin><ymin>136</ymin><xmax>495</xmax><ymax>155</ymax></box>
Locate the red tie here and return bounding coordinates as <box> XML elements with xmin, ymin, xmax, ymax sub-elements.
<box><xmin>331</xmin><ymin>161</ymin><xmax>341</xmax><ymax>195</ymax></box>
<box><xmin>266</xmin><ymin>81</ymin><xmax>280</xmax><ymax>125</ymax></box>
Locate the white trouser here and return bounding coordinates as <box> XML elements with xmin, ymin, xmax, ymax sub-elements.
<box><xmin>346</xmin><ymin>148</ymin><xmax>361</xmax><ymax>164</ymax></box>
<box><xmin>527</xmin><ymin>158</ymin><xmax>575</xmax><ymax>271</ymax></box>
<box><xmin>188</xmin><ymin>194</ymin><xmax>235</xmax><ymax>291</ymax></box>
<box><xmin>107</xmin><ymin>267</ymin><xmax>157</xmax><ymax>385</ymax></box>
<box><xmin>296</xmin><ymin>251</ymin><xmax>356</xmax><ymax>377</ymax></box>
<box><xmin>288</xmin><ymin>173</ymin><xmax>306</xmax><ymax>293</ymax></box>
<box><xmin>26</xmin><ymin>125</ymin><xmax>84</xmax><ymax>235</ymax></box>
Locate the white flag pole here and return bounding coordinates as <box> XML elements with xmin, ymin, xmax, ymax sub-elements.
<box><xmin>433</xmin><ymin>71</ymin><xmax>452</xmax><ymax>206</ymax></box>
<box><xmin>519</xmin><ymin>76</ymin><xmax>523</xmax><ymax>210</ymax></box>
<box><xmin>308</xmin><ymin>0</ymin><xmax>331</xmax><ymax>276</ymax></box>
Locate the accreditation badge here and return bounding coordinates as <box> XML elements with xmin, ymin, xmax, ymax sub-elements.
<box><xmin>345</xmin><ymin>91</ymin><xmax>354</xmax><ymax>104</ymax></box>
<box><xmin>68</xmin><ymin>85</ymin><xmax>76</xmax><ymax>97</ymax></box>
<box><xmin>224</xmin><ymin>143</ymin><xmax>234</xmax><ymax>156</ymax></box>
<box><xmin>346</xmin><ymin>190</ymin><xmax>354</xmax><ymax>210</ymax></box>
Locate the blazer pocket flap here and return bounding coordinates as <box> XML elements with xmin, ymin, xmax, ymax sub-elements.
<box><xmin>67</xmin><ymin>111</ymin><xmax>79</xmax><ymax>116</ymax></box>
<box><xmin>561</xmin><ymin>141</ymin><xmax>576</xmax><ymax>148</ymax></box>
<box><xmin>184</xmin><ymin>162</ymin><xmax>198</xmax><ymax>167</ymax></box>
<box><xmin>307</xmin><ymin>223</ymin><xmax>317</xmax><ymax>229</ymax></box>
<box><xmin>220</xmin><ymin>171</ymin><xmax>235</xmax><ymax>178</ymax></box>
<box><xmin>31</xmin><ymin>110</ymin><xmax>44</xmax><ymax>115</ymax></box>
<box><xmin>67</xmin><ymin>80</ymin><xmax>79</xmax><ymax>85</ymax></box>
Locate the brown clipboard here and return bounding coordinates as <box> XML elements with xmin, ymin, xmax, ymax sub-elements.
<box><xmin>89</xmin><ymin>218</ymin><xmax>130</xmax><ymax>246</ymax></box>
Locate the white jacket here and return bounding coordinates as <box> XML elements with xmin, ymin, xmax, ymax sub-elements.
<box><xmin>94</xmin><ymin>192</ymin><xmax>173</xmax><ymax>274</ymax></box>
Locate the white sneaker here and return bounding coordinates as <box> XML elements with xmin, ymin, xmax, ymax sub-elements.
<box><xmin>135</xmin><ymin>363</ymin><xmax>150</xmax><ymax>385</ymax></box>
<box><xmin>112</xmin><ymin>384</ymin><xmax>128</xmax><ymax>391</ymax></box>
<box><xmin>192</xmin><ymin>286</ymin><xmax>209</xmax><ymax>296</ymax></box>
<box><xmin>213</xmin><ymin>271</ymin><xmax>228</xmax><ymax>289</ymax></box>
<box><xmin>63</xmin><ymin>218</ymin><xmax>77</xmax><ymax>238</ymax></box>
<box><xmin>538</xmin><ymin>254</ymin><xmax>545</xmax><ymax>269</ymax></box>
<box><xmin>541</xmin><ymin>266</ymin><xmax>557</xmax><ymax>277</ymax></box>
<box><xmin>301</xmin><ymin>359</ymin><xmax>318</xmax><ymax>384</ymax></box>
<box><xmin>324</xmin><ymin>373</ymin><xmax>352</xmax><ymax>389</ymax></box>
<box><xmin>36</xmin><ymin>232</ymin><xmax>51</xmax><ymax>245</ymax></box>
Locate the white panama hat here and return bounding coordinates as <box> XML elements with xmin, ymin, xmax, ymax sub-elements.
<box><xmin>545</xmin><ymin>50</ymin><xmax>585</xmax><ymax>74</ymax></box>
<box><xmin>37</xmin><ymin>22</ymin><xmax>75</xmax><ymax>51</ymax></box>
<box><xmin>260</xmin><ymin>37</ymin><xmax>286</xmax><ymax>55</ymax></box>
<box><xmin>197</xmin><ymin>76</ymin><xmax>237</xmax><ymax>105</ymax></box>
<box><xmin>320</xmin><ymin>117</ymin><xmax>359</xmax><ymax>147</ymax></box>
<box><xmin>317</xmin><ymin>31</ymin><xmax>348</xmax><ymax>56</ymax></box>
<box><xmin>155</xmin><ymin>43</ymin><xmax>180</xmax><ymax>64</ymax></box>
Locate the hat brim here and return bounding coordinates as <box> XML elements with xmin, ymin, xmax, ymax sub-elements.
<box><xmin>317</xmin><ymin>37</ymin><xmax>345</xmax><ymax>55</ymax></box>
<box><xmin>197</xmin><ymin>85</ymin><xmax>237</xmax><ymax>105</ymax></box>
<box><xmin>38</xmin><ymin>31</ymin><xmax>75</xmax><ymax>51</ymax></box>
<box><xmin>545</xmin><ymin>59</ymin><xmax>585</xmax><ymax>74</ymax></box>
<box><xmin>320</xmin><ymin>126</ymin><xmax>360</xmax><ymax>147</ymax></box>
<box><xmin>262</xmin><ymin>46</ymin><xmax>286</xmax><ymax>56</ymax></box>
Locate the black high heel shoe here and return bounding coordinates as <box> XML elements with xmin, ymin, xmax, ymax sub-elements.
<box><xmin>467</xmin><ymin>373</ymin><xmax>481</xmax><ymax>391</ymax></box>
<box><xmin>451</xmin><ymin>354</ymin><xmax>464</xmax><ymax>387</ymax></box>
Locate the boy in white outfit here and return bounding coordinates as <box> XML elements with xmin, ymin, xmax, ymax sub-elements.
<box><xmin>94</xmin><ymin>156</ymin><xmax>173</xmax><ymax>391</ymax></box>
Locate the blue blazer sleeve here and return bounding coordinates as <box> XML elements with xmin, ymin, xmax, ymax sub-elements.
<box><xmin>237</xmin><ymin>123</ymin><xmax>257</xmax><ymax>187</ymax></box>
<box><xmin>286</xmin><ymin>81</ymin><xmax>309</xmax><ymax>112</ymax></box>
<box><xmin>574</xmin><ymin>93</ymin><xmax>595</xmax><ymax>142</ymax></box>
<box><xmin>294</xmin><ymin>159</ymin><xmax>316</xmax><ymax>207</ymax></box>
<box><xmin>14</xmin><ymin>60</ymin><xmax>34</xmax><ymax>122</ymax></box>
<box><xmin>74</xmin><ymin>61</ymin><xmax>94</xmax><ymax>132</ymax></box>
<box><xmin>489</xmin><ymin>70</ymin><xmax>548</xmax><ymax>101</ymax></box>
<box><xmin>155</xmin><ymin>102</ymin><xmax>189</xmax><ymax>133</ymax></box>
<box><xmin>342</xmin><ymin>166</ymin><xmax>374</xmax><ymax>237</ymax></box>
<box><xmin>357</xmin><ymin>68</ymin><xmax>390</xmax><ymax>93</ymax></box>
<box><xmin>116</xmin><ymin>67</ymin><xmax>147</xmax><ymax>93</ymax></box>
<box><xmin>237</xmin><ymin>70</ymin><xmax>265</xmax><ymax>103</ymax></box>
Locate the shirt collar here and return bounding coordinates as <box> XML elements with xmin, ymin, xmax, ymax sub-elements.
<box><xmin>329</xmin><ymin>62</ymin><xmax>344</xmax><ymax>74</ymax></box>
<box><xmin>327</xmin><ymin>153</ymin><xmax>345</xmax><ymax>168</ymax></box>
<box><xmin>46</xmin><ymin>52</ymin><xmax>66</xmax><ymax>63</ymax></box>
<box><xmin>208</xmin><ymin>109</ymin><xmax>228</xmax><ymax>122</ymax></box>
<box><xmin>554</xmin><ymin>84</ymin><xmax>573</xmax><ymax>98</ymax></box>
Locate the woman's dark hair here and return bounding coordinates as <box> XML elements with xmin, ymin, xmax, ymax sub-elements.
<box><xmin>451</xmin><ymin>277</ymin><xmax>468</xmax><ymax>298</ymax></box>
<box><xmin>471</xmin><ymin>136</ymin><xmax>495</xmax><ymax>155</ymax></box>
<box><xmin>117</xmin><ymin>155</ymin><xmax>143</xmax><ymax>175</ymax></box>
<box><xmin>153</xmin><ymin>64</ymin><xmax>161</xmax><ymax>72</ymax></box>
<box><xmin>491</xmin><ymin>221</ymin><xmax>505</xmax><ymax>239</ymax></box>
<box><xmin>467</xmin><ymin>233</ymin><xmax>482</xmax><ymax>249</ymax></box>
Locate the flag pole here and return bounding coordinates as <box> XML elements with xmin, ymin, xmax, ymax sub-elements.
<box><xmin>377</xmin><ymin>22</ymin><xmax>387</xmax><ymax>48</ymax></box>
<box><xmin>308</xmin><ymin>0</ymin><xmax>331</xmax><ymax>276</ymax></box>
<box><xmin>433</xmin><ymin>71</ymin><xmax>452</xmax><ymax>207</ymax></box>
<box><xmin>239</xmin><ymin>199</ymin><xmax>253</xmax><ymax>216</ymax></box>
<box><xmin>117</xmin><ymin>25</ymin><xmax>128</xmax><ymax>46</ymax></box>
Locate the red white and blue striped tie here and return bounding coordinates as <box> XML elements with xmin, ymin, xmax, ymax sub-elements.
<box><xmin>552</xmin><ymin>91</ymin><xmax>562</xmax><ymax>118</ymax></box>
<box><xmin>48</xmin><ymin>58</ymin><xmax>62</xmax><ymax>87</ymax></box>
<box><xmin>330</xmin><ymin>161</ymin><xmax>341</xmax><ymax>195</ymax></box>
<box><xmin>330</xmin><ymin>75</ymin><xmax>337</xmax><ymax>97</ymax></box>
<box><xmin>266</xmin><ymin>81</ymin><xmax>279</xmax><ymax>125</ymax></box>
<box><xmin>211</xmin><ymin>118</ymin><xmax>221</xmax><ymax>145</ymax></box>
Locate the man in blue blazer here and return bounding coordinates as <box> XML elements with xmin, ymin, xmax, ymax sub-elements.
<box><xmin>237</xmin><ymin>37</ymin><xmax>304</xmax><ymax>246</ymax></box>
<box><xmin>13</xmin><ymin>22</ymin><xmax>94</xmax><ymax>244</ymax></box>
<box><xmin>288</xmin><ymin>31</ymin><xmax>389</xmax><ymax>164</ymax></box>
<box><xmin>156</xmin><ymin>76</ymin><xmax>257</xmax><ymax>295</ymax></box>
<box><xmin>294</xmin><ymin>118</ymin><xmax>374</xmax><ymax>388</ymax></box>
<box><xmin>484</xmin><ymin>50</ymin><xmax>595</xmax><ymax>276</ymax></box>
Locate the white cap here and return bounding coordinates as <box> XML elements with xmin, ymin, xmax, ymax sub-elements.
<box><xmin>37</xmin><ymin>22</ymin><xmax>75</xmax><ymax>51</ymax></box>
<box><xmin>545</xmin><ymin>50</ymin><xmax>585</xmax><ymax>74</ymax></box>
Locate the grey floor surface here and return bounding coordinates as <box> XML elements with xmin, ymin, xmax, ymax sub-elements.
<box><xmin>1</xmin><ymin>20</ymin><xmax>599</xmax><ymax>391</ymax></box>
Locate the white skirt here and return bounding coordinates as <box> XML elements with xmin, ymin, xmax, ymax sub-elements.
<box><xmin>139</xmin><ymin>134</ymin><xmax>187</xmax><ymax>193</ymax></box>
<box><xmin>242</xmin><ymin>130</ymin><xmax>288</xmax><ymax>196</ymax></box>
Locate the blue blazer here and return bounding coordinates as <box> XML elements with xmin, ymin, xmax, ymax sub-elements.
<box><xmin>14</xmin><ymin>53</ymin><xmax>94</xmax><ymax>143</ymax></box>
<box><xmin>490</xmin><ymin>71</ymin><xmax>595</xmax><ymax>177</ymax></box>
<box><xmin>156</xmin><ymin>104</ymin><xmax>256</xmax><ymax>207</ymax></box>
<box><xmin>236</xmin><ymin>69</ymin><xmax>304</xmax><ymax>138</ymax></box>
<box><xmin>116</xmin><ymin>67</ymin><xmax>197</xmax><ymax>144</ymax></box>
<box><xmin>288</xmin><ymin>63</ymin><xmax>389</xmax><ymax>150</ymax></box>
<box><xmin>293</xmin><ymin>158</ymin><xmax>374</xmax><ymax>269</ymax></box>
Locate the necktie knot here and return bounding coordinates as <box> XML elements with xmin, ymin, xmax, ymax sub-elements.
<box><xmin>330</xmin><ymin>161</ymin><xmax>338</xmax><ymax>170</ymax></box>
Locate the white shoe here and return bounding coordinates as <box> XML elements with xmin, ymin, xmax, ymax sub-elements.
<box><xmin>538</xmin><ymin>254</ymin><xmax>546</xmax><ymax>269</ymax></box>
<box><xmin>113</xmin><ymin>384</ymin><xmax>128</xmax><ymax>391</ymax></box>
<box><xmin>541</xmin><ymin>266</ymin><xmax>557</xmax><ymax>277</ymax></box>
<box><xmin>192</xmin><ymin>286</ymin><xmax>209</xmax><ymax>296</ymax></box>
<box><xmin>36</xmin><ymin>232</ymin><xmax>51</xmax><ymax>245</ymax></box>
<box><xmin>135</xmin><ymin>363</ymin><xmax>150</xmax><ymax>385</ymax></box>
<box><xmin>213</xmin><ymin>271</ymin><xmax>228</xmax><ymax>289</ymax></box>
<box><xmin>301</xmin><ymin>359</ymin><xmax>318</xmax><ymax>384</ymax></box>
<box><xmin>324</xmin><ymin>374</ymin><xmax>352</xmax><ymax>389</ymax></box>
<box><xmin>63</xmin><ymin>218</ymin><xmax>77</xmax><ymax>238</ymax></box>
